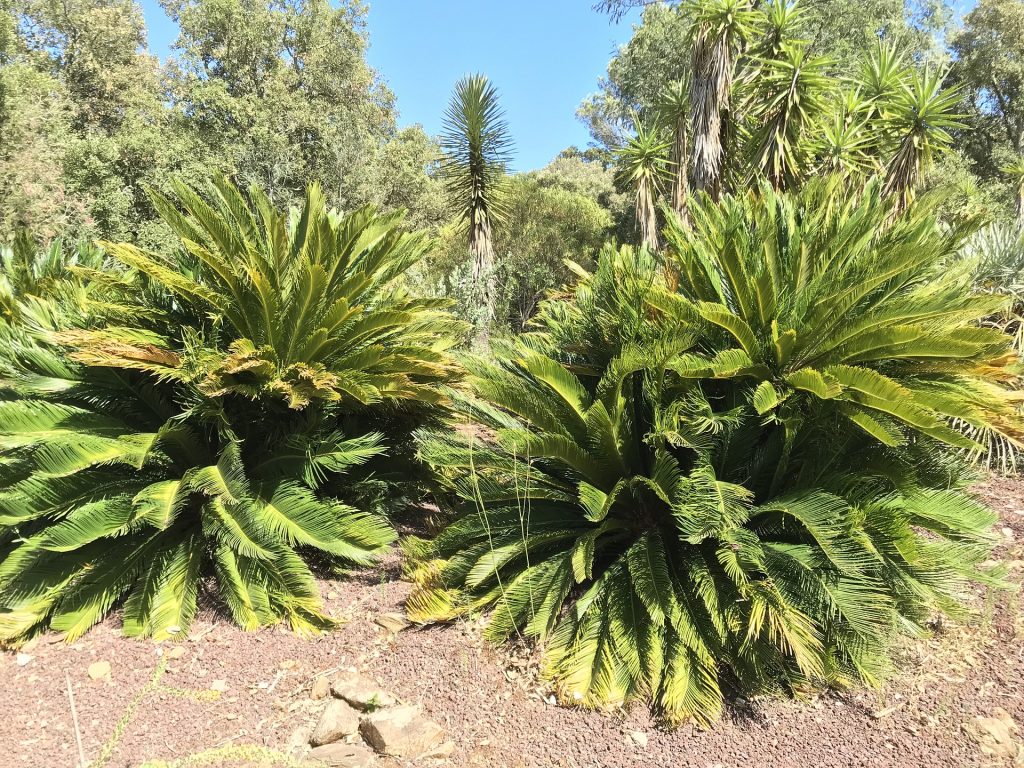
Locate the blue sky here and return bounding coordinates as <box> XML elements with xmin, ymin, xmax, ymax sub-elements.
<box><xmin>138</xmin><ymin>0</ymin><xmax>641</xmax><ymax>172</ymax></box>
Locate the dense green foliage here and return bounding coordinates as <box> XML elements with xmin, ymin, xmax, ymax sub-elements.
<box><xmin>1</xmin><ymin>0</ymin><xmax>1023</xmax><ymax>735</ymax></box>
<box><xmin>409</xmin><ymin>179</ymin><xmax>1021</xmax><ymax>723</ymax></box>
<box><xmin>0</xmin><ymin>180</ymin><xmax>463</xmax><ymax>643</ymax></box>
<box><xmin>0</xmin><ymin>0</ymin><xmax>443</xmax><ymax>245</ymax></box>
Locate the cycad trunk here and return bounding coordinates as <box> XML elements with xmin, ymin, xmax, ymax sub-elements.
<box><xmin>671</xmin><ymin>115</ymin><xmax>691</xmax><ymax>224</ymax></box>
<box><xmin>1016</xmin><ymin>182</ymin><xmax>1024</xmax><ymax>227</ymax></box>
<box><xmin>469</xmin><ymin>214</ymin><xmax>497</xmax><ymax>349</ymax></box>
<box><xmin>637</xmin><ymin>182</ymin><xmax>659</xmax><ymax>253</ymax></box>
<box><xmin>690</xmin><ymin>31</ymin><xmax>732</xmax><ymax>200</ymax></box>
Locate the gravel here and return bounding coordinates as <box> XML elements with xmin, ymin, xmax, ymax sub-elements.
<box><xmin>3</xmin><ymin>476</ymin><xmax>1022</xmax><ymax>768</ymax></box>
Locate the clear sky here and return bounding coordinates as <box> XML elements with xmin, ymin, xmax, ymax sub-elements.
<box><xmin>137</xmin><ymin>0</ymin><xmax>642</xmax><ymax>172</ymax></box>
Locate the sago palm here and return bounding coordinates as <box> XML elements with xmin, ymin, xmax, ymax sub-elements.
<box><xmin>440</xmin><ymin>74</ymin><xmax>514</xmax><ymax>348</ymax></box>
<box><xmin>408</xmin><ymin>178</ymin><xmax>1019</xmax><ymax>725</ymax></box>
<box><xmin>0</xmin><ymin>179</ymin><xmax>463</xmax><ymax>644</ymax></box>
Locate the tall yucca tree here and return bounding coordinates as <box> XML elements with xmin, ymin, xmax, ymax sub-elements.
<box><xmin>409</xmin><ymin>178</ymin><xmax>1019</xmax><ymax>725</ymax></box>
<box><xmin>687</xmin><ymin>0</ymin><xmax>760</xmax><ymax>199</ymax></box>
<box><xmin>614</xmin><ymin>118</ymin><xmax>672</xmax><ymax>252</ymax></box>
<box><xmin>743</xmin><ymin>42</ymin><xmax>832</xmax><ymax>189</ymax></box>
<box><xmin>1003</xmin><ymin>157</ymin><xmax>1024</xmax><ymax>225</ymax></box>
<box><xmin>0</xmin><ymin>180</ymin><xmax>463</xmax><ymax>644</ymax></box>
<box><xmin>440</xmin><ymin>74</ymin><xmax>514</xmax><ymax>348</ymax></box>
<box><xmin>814</xmin><ymin>89</ymin><xmax>876</xmax><ymax>179</ymax></box>
<box><xmin>882</xmin><ymin>68</ymin><xmax>964</xmax><ymax>208</ymax></box>
<box><xmin>657</xmin><ymin>80</ymin><xmax>692</xmax><ymax>223</ymax></box>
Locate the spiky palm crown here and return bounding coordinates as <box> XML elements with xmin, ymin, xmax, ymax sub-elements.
<box><xmin>0</xmin><ymin>180</ymin><xmax>464</xmax><ymax>644</ymax></box>
<box><xmin>408</xmin><ymin>178</ymin><xmax>1020</xmax><ymax>725</ymax></box>
<box><xmin>439</xmin><ymin>74</ymin><xmax>513</xmax><ymax>233</ymax></box>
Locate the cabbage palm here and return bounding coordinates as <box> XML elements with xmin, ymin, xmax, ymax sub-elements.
<box><xmin>882</xmin><ymin>68</ymin><xmax>964</xmax><ymax>208</ymax></box>
<box><xmin>409</xmin><ymin>179</ymin><xmax>1019</xmax><ymax>724</ymax></box>
<box><xmin>658</xmin><ymin>80</ymin><xmax>691</xmax><ymax>222</ymax></box>
<box><xmin>440</xmin><ymin>74</ymin><xmax>513</xmax><ymax>348</ymax></box>
<box><xmin>687</xmin><ymin>0</ymin><xmax>760</xmax><ymax>199</ymax></box>
<box><xmin>614</xmin><ymin>119</ymin><xmax>672</xmax><ymax>252</ymax></box>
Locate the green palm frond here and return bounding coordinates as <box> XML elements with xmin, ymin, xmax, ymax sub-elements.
<box><xmin>615</xmin><ymin>118</ymin><xmax>673</xmax><ymax>251</ymax></box>
<box><xmin>0</xmin><ymin>181</ymin><xmax>464</xmax><ymax>645</ymax></box>
<box><xmin>411</xmin><ymin>181</ymin><xmax>1016</xmax><ymax>725</ymax></box>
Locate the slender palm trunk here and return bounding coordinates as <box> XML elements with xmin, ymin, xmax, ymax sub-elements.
<box><xmin>637</xmin><ymin>181</ymin><xmax>659</xmax><ymax>252</ymax></box>
<box><xmin>671</xmin><ymin>114</ymin><xmax>690</xmax><ymax>223</ymax></box>
<box><xmin>1015</xmin><ymin>181</ymin><xmax>1024</xmax><ymax>228</ymax></box>
<box><xmin>469</xmin><ymin>214</ymin><xmax>496</xmax><ymax>349</ymax></box>
<box><xmin>690</xmin><ymin>31</ymin><xmax>732</xmax><ymax>200</ymax></box>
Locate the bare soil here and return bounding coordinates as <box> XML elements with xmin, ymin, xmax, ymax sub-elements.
<box><xmin>3</xmin><ymin>476</ymin><xmax>1023</xmax><ymax>768</ymax></box>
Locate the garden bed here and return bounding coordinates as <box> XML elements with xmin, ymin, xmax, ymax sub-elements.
<box><xmin>3</xmin><ymin>475</ymin><xmax>1022</xmax><ymax>768</ymax></box>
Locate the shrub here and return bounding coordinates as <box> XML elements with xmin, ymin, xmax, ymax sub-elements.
<box><xmin>0</xmin><ymin>179</ymin><xmax>463</xmax><ymax>643</ymax></box>
<box><xmin>408</xmin><ymin>178</ymin><xmax>1022</xmax><ymax>724</ymax></box>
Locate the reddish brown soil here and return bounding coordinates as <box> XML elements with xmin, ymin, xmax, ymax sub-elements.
<box><xmin>3</xmin><ymin>476</ymin><xmax>1023</xmax><ymax>768</ymax></box>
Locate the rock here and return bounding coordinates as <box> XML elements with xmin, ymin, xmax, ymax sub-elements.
<box><xmin>966</xmin><ymin>708</ymin><xmax>1022</xmax><ymax>763</ymax></box>
<box><xmin>210</xmin><ymin>679</ymin><xmax>228</xmax><ymax>693</ymax></box>
<box><xmin>311</xmin><ymin>676</ymin><xmax>332</xmax><ymax>700</ymax></box>
<box><xmin>165</xmin><ymin>645</ymin><xmax>187</xmax><ymax>660</ymax></box>
<box><xmin>330</xmin><ymin>671</ymin><xmax>397</xmax><ymax>711</ymax></box>
<box><xmin>15</xmin><ymin>653</ymin><xmax>33</xmax><ymax>667</ymax></box>
<box><xmin>306</xmin><ymin>741</ymin><xmax>376</xmax><ymax>767</ymax></box>
<box><xmin>421</xmin><ymin>741</ymin><xmax>456</xmax><ymax>759</ymax></box>
<box><xmin>310</xmin><ymin>700</ymin><xmax>361</xmax><ymax>746</ymax></box>
<box><xmin>359</xmin><ymin>704</ymin><xmax>447</xmax><ymax>758</ymax></box>
<box><xmin>1003</xmin><ymin>527</ymin><xmax>1016</xmax><ymax>542</ymax></box>
<box><xmin>630</xmin><ymin>731</ymin><xmax>648</xmax><ymax>748</ymax></box>
<box><xmin>87</xmin><ymin>661</ymin><xmax>111</xmax><ymax>680</ymax></box>
<box><xmin>288</xmin><ymin>726</ymin><xmax>313</xmax><ymax>759</ymax></box>
<box><xmin>373</xmin><ymin>613</ymin><xmax>410</xmax><ymax>635</ymax></box>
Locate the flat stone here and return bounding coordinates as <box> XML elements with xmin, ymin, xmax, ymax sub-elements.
<box><xmin>373</xmin><ymin>612</ymin><xmax>410</xmax><ymax>635</ymax></box>
<box><xmin>310</xmin><ymin>676</ymin><xmax>331</xmax><ymax>700</ymax></box>
<box><xmin>87</xmin><ymin>661</ymin><xmax>111</xmax><ymax>680</ymax></box>
<box><xmin>966</xmin><ymin>708</ymin><xmax>1022</xmax><ymax>763</ymax></box>
<box><xmin>330</xmin><ymin>671</ymin><xmax>397</xmax><ymax>711</ymax></box>
<box><xmin>287</xmin><ymin>726</ymin><xmax>313</xmax><ymax>760</ymax></box>
<box><xmin>306</xmin><ymin>741</ymin><xmax>376</xmax><ymax>767</ymax></box>
<box><xmin>630</xmin><ymin>731</ymin><xmax>648</xmax><ymax>748</ymax></box>
<box><xmin>310</xmin><ymin>700</ymin><xmax>361</xmax><ymax>746</ymax></box>
<box><xmin>359</xmin><ymin>703</ymin><xmax>447</xmax><ymax>758</ymax></box>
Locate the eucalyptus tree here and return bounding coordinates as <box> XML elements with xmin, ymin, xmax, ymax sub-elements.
<box><xmin>439</xmin><ymin>74</ymin><xmax>513</xmax><ymax>348</ymax></box>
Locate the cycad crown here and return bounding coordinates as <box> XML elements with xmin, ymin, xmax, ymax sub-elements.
<box><xmin>0</xmin><ymin>179</ymin><xmax>463</xmax><ymax>644</ymax></box>
<box><xmin>409</xmin><ymin>178</ymin><xmax>1020</xmax><ymax>725</ymax></box>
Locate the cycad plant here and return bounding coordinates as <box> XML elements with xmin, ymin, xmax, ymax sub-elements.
<box><xmin>440</xmin><ymin>74</ymin><xmax>514</xmax><ymax>348</ymax></box>
<box><xmin>0</xmin><ymin>232</ymin><xmax>113</xmax><ymax>327</ymax></box>
<box><xmin>408</xmin><ymin>178</ymin><xmax>1020</xmax><ymax>724</ymax></box>
<box><xmin>0</xmin><ymin>179</ymin><xmax>463</xmax><ymax>644</ymax></box>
